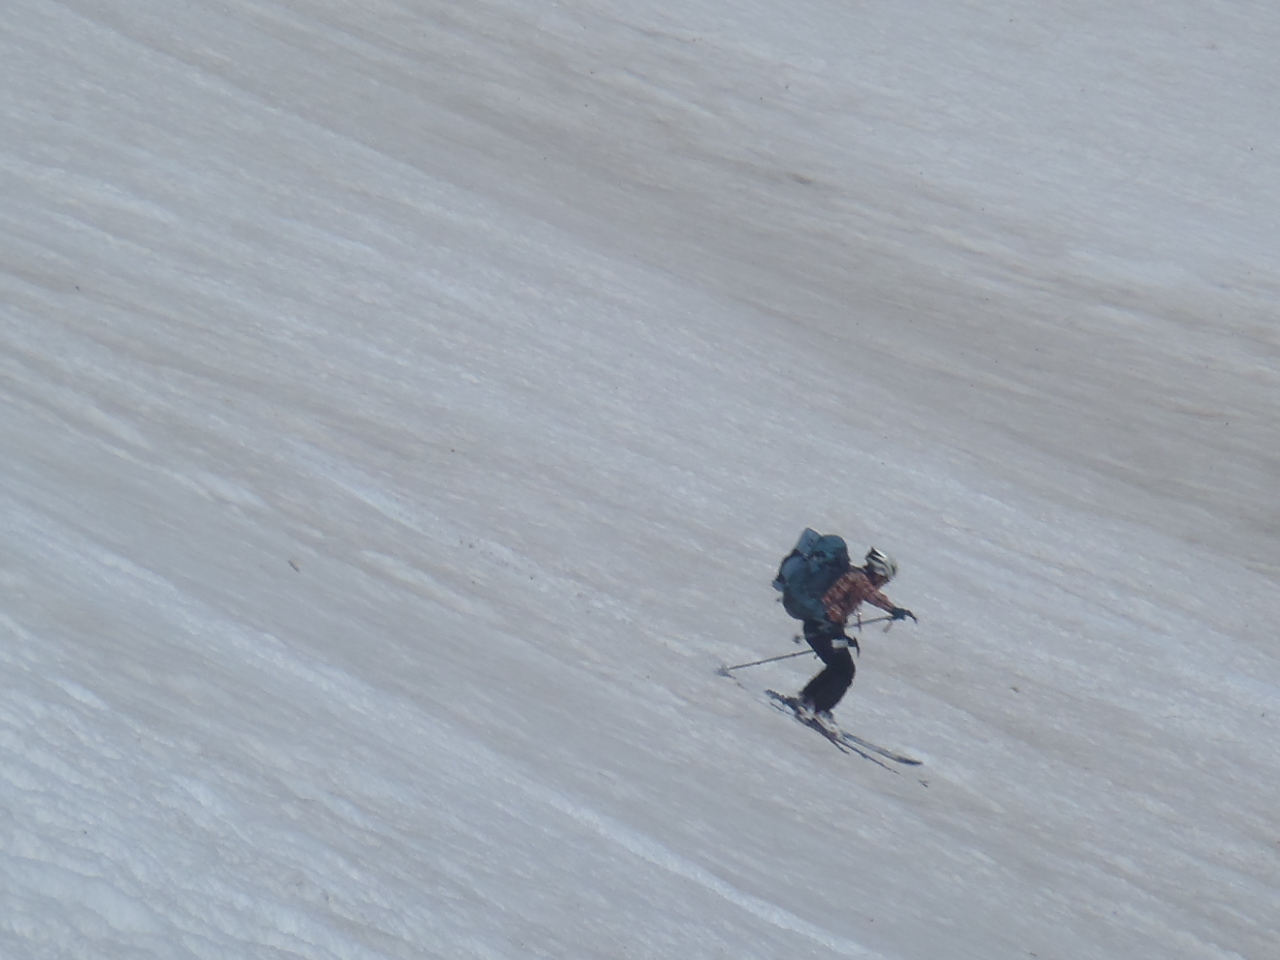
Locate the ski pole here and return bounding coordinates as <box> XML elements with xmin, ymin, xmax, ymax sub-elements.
<box><xmin>853</xmin><ymin>615</ymin><xmax>894</xmax><ymax>630</ymax></box>
<box><xmin>717</xmin><ymin>649</ymin><xmax>814</xmax><ymax>675</ymax></box>
<box><xmin>719</xmin><ymin>614</ymin><xmax>903</xmax><ymax>675</ymax></box>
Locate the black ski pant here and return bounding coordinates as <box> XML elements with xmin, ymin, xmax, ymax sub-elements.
<box><xmin>799</xmin><ymin>619</ymin><xmax>855</xmax><ymax>713</ymax></box>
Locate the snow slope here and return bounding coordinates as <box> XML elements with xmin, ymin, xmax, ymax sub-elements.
<box><xmin>2</xmin><ymin>1</ymin><xmax>1277</xmax><ymax>958</ymax></box>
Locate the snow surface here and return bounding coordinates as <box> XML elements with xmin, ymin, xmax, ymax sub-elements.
<box><xmin>2</xmin><ymin>1</ymin><xmax>1278</xmax><ymax>958</ymax></box>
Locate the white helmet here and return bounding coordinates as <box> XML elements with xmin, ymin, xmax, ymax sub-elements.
<box><xmin>864</xmin><ymin>547</ymin><xmax>898</xmax><ymax>581</ymax></box>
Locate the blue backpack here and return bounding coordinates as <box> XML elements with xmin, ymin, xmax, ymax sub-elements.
<box><xmin>772</xmin><ymin>529</ymin><xmax>851</xmax><ymax>622</ymax></box>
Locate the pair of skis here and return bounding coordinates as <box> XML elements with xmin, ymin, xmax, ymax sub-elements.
<box><xmin>764</xmin><ymin>690</ymin><xmax>921</xmax><ymax>771</ymax></box>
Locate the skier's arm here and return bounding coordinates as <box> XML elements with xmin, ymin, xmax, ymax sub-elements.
<box><xmin>866</xmin><ymin>587</ymin><xmax>918</xmax><ymax>623</ymax></box>
<box><xmin>863</xmin><ymin>585</ymin><xmax>896</xmax><ymax>615</ymax></box>
<box><xmin>824</xmin><ymin>572</ymin><xmax>890</xmax><ymax>622</ymax></box>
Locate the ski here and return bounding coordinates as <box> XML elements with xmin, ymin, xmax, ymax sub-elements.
<box><xmin>765</xmin><ymin>690</ymin><xmax>920</xmax><ymax>768</ymax></box>
<box><xmin>765</xmin><ymin>690</ymin><xmax>893</xmax><ymax>770</ymax></box>
<box><xmin>840</xmin><ymin>732</ymin><xmax>921</xmax><ymax>767</ymax></box>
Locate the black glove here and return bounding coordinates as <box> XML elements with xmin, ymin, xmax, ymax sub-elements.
<box><xmin>890</xmin><ymin>607</ymin><xmax>917</xmax><ymax>623</ymax></box>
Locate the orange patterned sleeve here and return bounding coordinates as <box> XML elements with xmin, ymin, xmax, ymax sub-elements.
<box><xmin>823</xmin><ymin>571</ymin><xmax>897</xmax><ymax>623</ymax></box>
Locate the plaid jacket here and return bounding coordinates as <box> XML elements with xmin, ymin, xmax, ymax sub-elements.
<box><xmin>822</xmin><ymin>569</ymin><xmax>896</xmax><ymax>624</ymax></box>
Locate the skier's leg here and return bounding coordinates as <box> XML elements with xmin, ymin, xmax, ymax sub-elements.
<box><xmin>802</xmin><ymin>619</ymin><xmax>837</xmax><ymax>662</ymax></box>
<box><xmin>799</xmin><ymin>620</ymin><xmax>855</xmax><ymax>713</ymax></box>
<box><xmin>800</xmin><ymin>649</ymin><xmax>855</xmax><ymax>713</ymax></box>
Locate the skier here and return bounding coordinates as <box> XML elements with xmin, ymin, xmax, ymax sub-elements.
<box><xmin>794</xmin><ymin>546</ymin><xmax>915</xmax><ymax>722</ymax></box>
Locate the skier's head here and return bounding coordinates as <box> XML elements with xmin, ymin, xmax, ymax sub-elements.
<box><xmin>864</xmin><ymin>547</ymin><xmax>898</xmax><ymax>583</ymax></box>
